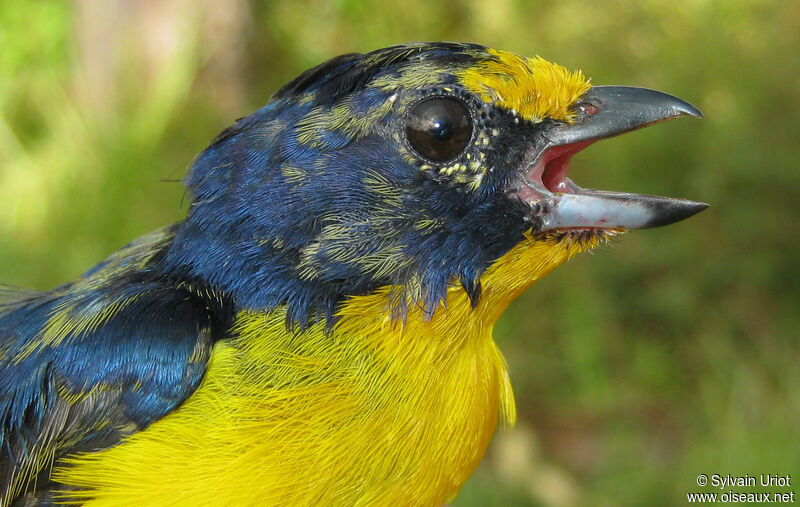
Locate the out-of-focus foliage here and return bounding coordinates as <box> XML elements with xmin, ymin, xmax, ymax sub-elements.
<box><xmin>1</xmin><ymin>1</ymin><xmax>797</xmax><ymax>504</ymax></box>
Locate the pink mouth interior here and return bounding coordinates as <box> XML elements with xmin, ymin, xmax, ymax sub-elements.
<box><xmin>527</xmin><ymin>140</ymin><xmax>596</xmax><ymax>194</ymax></box>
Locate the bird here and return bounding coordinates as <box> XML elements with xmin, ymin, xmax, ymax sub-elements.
<box><xmin>0</xmin><ymin>42</ymin><xmax>707</xmax><ymax>506</ymax></box>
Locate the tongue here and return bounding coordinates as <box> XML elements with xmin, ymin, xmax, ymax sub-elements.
<box><xmin>526</xmin><ymin>140</ymin><xmax>595</xmax><ymax>194</ymax></box>
<box><xmin>542</xmin><ymin>152</ymin><xmax>572</xmax><ymax>192</ymax></box>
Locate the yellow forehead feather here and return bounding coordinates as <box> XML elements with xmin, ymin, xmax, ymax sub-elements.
<box><xmin>458</xmin><ymin>48</ymin><xmax>591</xmax><ymax>123</ymax></box>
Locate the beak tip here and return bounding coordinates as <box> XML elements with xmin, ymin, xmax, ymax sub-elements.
<box><xmin>677</xmin><ymin>101</ymin><xmax>703</xmax><ymax>119</ymax></box>
<box><xmin>645</xmin><ymin>199</ymin><xmax>709</xmax><ymax>228</ymax></box>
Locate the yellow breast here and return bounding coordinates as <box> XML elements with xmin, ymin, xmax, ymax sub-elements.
<box><xmin>54</xmin><ymin>231</ymin><xmax>605</xmax><ymax>505</ymax></box>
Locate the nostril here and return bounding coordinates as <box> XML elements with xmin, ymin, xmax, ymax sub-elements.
<box><xmin>579</xmin><ymin>102</ymin><xmax>599</xmax><ymax>116</ymax></box>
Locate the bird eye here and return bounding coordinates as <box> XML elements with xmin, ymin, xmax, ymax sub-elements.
<box><xmin>406</xmin><ymin>98</ymin><xmax>472</xmax><ymax>162</ymax></box>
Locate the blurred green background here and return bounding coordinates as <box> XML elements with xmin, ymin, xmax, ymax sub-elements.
<box><xmin>1</xmin><ymin>0</ymin><xmax>798</xmax><ymax>504</ymax></box>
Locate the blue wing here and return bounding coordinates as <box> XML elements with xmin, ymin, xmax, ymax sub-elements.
<box><xmin>0</xmin><ymin>227</ymin><xmax>230</xmax><ymax>504</ymax></box>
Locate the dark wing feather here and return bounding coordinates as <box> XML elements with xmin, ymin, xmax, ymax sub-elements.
<box><xmin>0</xmin><ymin>229</ymin><xmax>231</xmax><ymax>504</ymax></box>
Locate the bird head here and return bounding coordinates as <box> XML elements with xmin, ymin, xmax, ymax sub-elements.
<box><xmin>164</xmin><ymin>42</ymin><xmax>706</xmax><ymax>325</ymax></box>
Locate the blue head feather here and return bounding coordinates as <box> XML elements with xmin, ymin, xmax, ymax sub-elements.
<box><xmin>159</xmin><ymin>42</ymin><xmax>535</xmax><ymax>327</ymax></box>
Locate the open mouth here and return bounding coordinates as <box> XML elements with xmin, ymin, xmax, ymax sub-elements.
<box><xmin>515</xmin><ymin>140</ymin><xmax>594</xmax><ymax>203</ymax></box>
<box><xmin>511</xmin><ymin>86</ymin><xmax>708</xmax><ymax>232</ymax></box>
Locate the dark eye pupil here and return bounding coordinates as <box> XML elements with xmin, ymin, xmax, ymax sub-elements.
<box><xmin>432</xmin><ymin>120</ymin><xmax>452</xmax><ymax>141</ymax></box>
<box><xmin>406</xmin><ymin>98</ymin><xmax>471</xmax><ymax>162</ymax></box>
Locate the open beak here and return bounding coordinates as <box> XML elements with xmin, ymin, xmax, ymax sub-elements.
<box><xmin>515</xmin><ymin>86</ymin><xmax>708</xmax><ymax>231</ymax></box>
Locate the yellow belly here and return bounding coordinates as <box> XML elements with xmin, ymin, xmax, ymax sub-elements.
<box><xmin>54</xmin><ymin>231</ymin><xmax>603</xmax><ymax>506</ymax></box>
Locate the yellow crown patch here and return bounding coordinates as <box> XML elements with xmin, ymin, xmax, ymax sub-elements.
<box><xmin>458</xmin><ymin>48</ymin><xmax>591</xmax><ymax>123</ymax></box>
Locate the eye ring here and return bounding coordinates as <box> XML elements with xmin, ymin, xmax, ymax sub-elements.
<box><xmin>405</xmin><ymin>97</ymin><xmax>473</xmax><ymax>163</ymax></box>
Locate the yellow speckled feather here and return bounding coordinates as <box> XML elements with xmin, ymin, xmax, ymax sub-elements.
<box><xmin>54</xmin><ymin>231</ymin><xmax>608</xmax><ymax>506</ymax></box>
